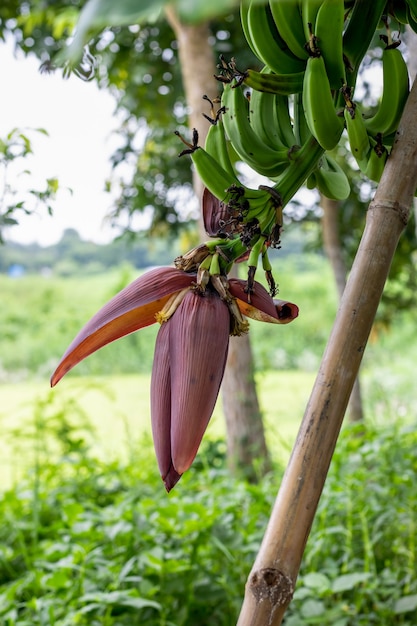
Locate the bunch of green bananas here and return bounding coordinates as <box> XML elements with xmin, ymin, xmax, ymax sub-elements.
<box><xmin>175</xmin><ymin>0</ymin><xmax>411</xmax><ymax>289</ymax></box>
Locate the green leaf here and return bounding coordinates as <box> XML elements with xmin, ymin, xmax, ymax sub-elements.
<box><xmin>300</xmin><ymin>599</ymin><xmax>325</xmax><ymax>618</ymax></box>
<box><xmin>55</xmin><ymin>0</ymin><xmax>165</xmax><ymax>66</ymax></box>
<box><xmin>54</xmin><ymin>0</ymin><xmax>241</xmax><ymax>67</ymax></box>
<box><xmin>175</xmin><ymin>0</ymin><xmax>240</xmax><ymax>22</ymax></box>
<box><xmin>394</xmin><ymin>594</ymin><xmax>417</xmax><ymax>614</ymax></box>
<box><xmin>302</xmin><ymin>572</ymin><xmax>331</xmax><ymax>592</ymax></box>
<box><xmin>332</xmin><ymin>572</ymin><xmax>372</xmax><ymax>593</ymax></box>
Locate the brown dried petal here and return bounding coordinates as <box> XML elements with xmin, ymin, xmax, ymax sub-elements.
<box><xmin>229</xmin><ymin>279</ymin><xmax>298</xmax><ymax>325</ymax></box>
<box><xmin>169</xmin><ymin>290</ymin><xmax>230</xmax><ymax>475</ymax></box>
<box><xmin>51</xmin><ymin>267</ymin><xmax>195</xmax><ymax>386</ymax></box>
<box><xmin>274</xmin><ymin>300</ymin><xmax>299</xmax><ymax>324</ymax></box>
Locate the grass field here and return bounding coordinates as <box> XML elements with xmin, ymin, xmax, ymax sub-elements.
<box><xmin>0</xmin><ymin>370</ymin><xmax>316</xmax><ymax>489</ymax></box>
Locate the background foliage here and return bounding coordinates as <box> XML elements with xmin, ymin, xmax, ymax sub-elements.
<box><xmin>0</xmin><ymin>400</ymin><xmax>416</xmax><ymax>625</ymax></box>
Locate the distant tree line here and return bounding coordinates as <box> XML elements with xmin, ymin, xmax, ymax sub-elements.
<box><xmin>0</xmin><ymin>228</ymin><xmax>184</xmax><ymax>275</ymax></box>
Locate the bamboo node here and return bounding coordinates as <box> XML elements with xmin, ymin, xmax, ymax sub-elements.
<box><xmin>248</xmin><ymin>567</ymin><xmax>294</xmax><ymax>607</ymax></box>
<box><xmin>369</xmin><ymin>200</ymin><xmax>409</xmax><ymax>226</ymax></box>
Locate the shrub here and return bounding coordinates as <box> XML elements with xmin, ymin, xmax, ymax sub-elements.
<box><xmin>0</xmin><ymin>400</ymin><xmax>416</xmax><ymax>625</ymax></box>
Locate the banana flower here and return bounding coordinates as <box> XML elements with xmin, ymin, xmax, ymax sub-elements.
<box><xmin>51</xmin><ymin>266</ymin><xmax>298</xmax><ymax>491</ymax></box>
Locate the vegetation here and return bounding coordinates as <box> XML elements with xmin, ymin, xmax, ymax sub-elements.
<box><xmin>0</xmin><ymin>228</ymin><xmax>183</xmax><ymax>275</ymax></box>
<box><xmin>0</xmin><ymin>394</ymin><xmax>416</xmax><ymax>625</ymax></box>
<box><xmin>2</xmin><ymin>2</ymin><xmax>417</xmax><ymax>622</ymax></box>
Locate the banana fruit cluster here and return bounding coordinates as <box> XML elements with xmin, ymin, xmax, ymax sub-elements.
<box><xmin>176</xmin><ymin>0</ymin><xmax>411</xmax><ymax>287</ymax></box>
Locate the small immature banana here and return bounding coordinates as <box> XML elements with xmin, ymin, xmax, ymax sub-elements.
<box><xmin>344</xmin><ymin>100</ymin><xmax>371</xmax><ymax>172</ymax></box>
<box><xmin>269</xmin><ymin>0</ymin><xmax>308</xmax><ymax>61</ymax></box>
<box><xmin>302</xmin><ymin>54</ymin><xmax>344</xmax><ymax>151</ymax></box>
<box><xmin>314</xmin><ymin>154</ymin><xmax>351</xmax><ymax>200</ymax></box>
<box><xmin>178</xmin><ymin>130</ymin><xmax>240</xmax><ymax>201</ymax></box>
<box><xmin>364</xmin><ymin>138</ymin><xmax>389</xmax><ymax>183</ymax></box>
<box><xmin>314</xmin><ymin>0</ymin><xmax>346</xmax><ymax>89</ymax></box>
<box><xmin>221</xmin><ymin>81</ymin><xmax>292</xmax><ymax>178</ymax></box>
<box><xmin>363</xmin><ymin>44</ymin><xmax>410</xmax><ymax>138</ymax></box>
<box><xmin>242</xmin><ymin>67</ymin><xmax>304</xmax><ymax>95</ymax></box>
<box><xmin>204</xmin><ymin>111</ymin><xmax>237</xmax><ymax>179</ymax></box>
<box><xmin>245</xmin><ymin>0</ymin><xmax>306</xmax><ymax>75</ymax></box>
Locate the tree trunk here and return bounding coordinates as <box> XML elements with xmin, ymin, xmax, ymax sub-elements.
<box><xmin>222</xmin><ymin>268</ymin><xmax>272</xmax><ymax>480</ymax></box>
<box><xmin>237</xmin><ymin>71</ymin><xmax>417</xmax><ymax>626</ymax></box>
<box><xmin>165</xmin><ymin>7</ymin><xmax>270</xmax><ymax>479</ymax></box>
<box><xmin>321</xmin><ymin>195</ymin><xmax>364</xmax><ymax>422</ymax></box>
<box><xmin>406</xmin><ymin>26</ymin><xmax>417</xmax><ymax>240</ymax></box>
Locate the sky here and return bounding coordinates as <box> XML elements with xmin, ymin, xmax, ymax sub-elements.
<box><xmin>1</xmin><ymin>36</ymin><xmax>122</xmax><ymax>246</ymax></box>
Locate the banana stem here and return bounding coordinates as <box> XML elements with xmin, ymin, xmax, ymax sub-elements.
<box><xmin>273</xmin><ymin>136</ymin><xmax>325</xmax><ymax>206</ymax></box>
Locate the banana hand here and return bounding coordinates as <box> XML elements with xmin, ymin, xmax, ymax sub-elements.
<box><xmin>222</xmin><ymin>81</ymin><xmax>292</xmax><ymax>178</ymax></box>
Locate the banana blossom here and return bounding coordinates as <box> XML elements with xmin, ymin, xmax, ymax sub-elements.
<box><xmin>51</xmin><ymin>266</ymin><xmax>298</xmax><ymax>491</ymax></box>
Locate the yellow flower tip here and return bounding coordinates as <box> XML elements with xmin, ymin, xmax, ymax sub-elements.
<box><xmin>155</xmin><ymin>311</ymin><xmax>169</xmax><ymax>324</ymax></box>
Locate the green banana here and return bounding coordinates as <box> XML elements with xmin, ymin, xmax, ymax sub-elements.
<box><xmin>180</xmin><ymin>137</ymin><xmax>283</xmax><ymax>247</ymax></box>
<box><xmin>363</xmin><ymin>44</ymin><xmax>410</xmax><ymax>137</ymax></box>
<box><xmin>306</xmin><ymin>171</ymin><xmax>317</xmax><ymax>190</ymax></box>
<box><xmin>273</xmin><ymin>93</ymin><xmax>298</xmax><ymax>148</ymax></box>
<box><xmin>269</xmin><ymin>0</ymin><xmax>308</xmax><ymax>61</ymax></box>
<box><xmin>249</xmin><ymin>87</ymin><xmax>290</xmax><ymax>151</ymax></box>
<box><xmin>293</xmin><ymin>91</ymin><xmax>311</xmax><ymax>146</ymax></box>
<box><xmin>342</xmin><ymin>0</ymin><xmax>387</xmax><ymax>87</ymax></box>
<box><xmin>364</xmin><ymin>139</ymin><xmax>389</xmax><ymax>183</ymax></box>
<box><xmin>301</xmin><ymin>0</ymin><xmax>323</xmax><ymax>42</ymax></box>
<box><xmin>344</xmin><ymin>100</ymin><xmax>370</xmax><ymax>172</ymax></box>
<box><xmin>314</xmin><ymin>154</ymin><xmax>351</xmax><ymax>200</ymax></box>
<box><xmin>221</xmin><ymin>81</ymin><xmax>292</xmax><ymax>178</ymax></box>
<box><xmin>390</xmin><ymin>0</ymin><xmax>410</xmax><ymax>24</ymax></box>
<box><xmin>239</xmin><ymin>0</ymin><xmax>263</xmax><ymax>60</ymax></box>
<box><xmin>245</xmin><ymin>0</ymin><xmax>306</xmax><ymax>75</ymax></box>
<box><xmin>179</xmin><ymin>133</ymin><xmax>240</xmax><ymax>201</ymax></box>
<box><xmin>302</xmin><ymin>55</ymin><xmax>344</xmax><ymax>151</ymax></box>
<box><xmin>242</xmin><ymin>67</ymin><xmax>304</xmax><ymax>95</ymax></box>
<box><xmin>314</xmin><ymin>0</ymin><xmax>346</xmax><ymax>89</ymax></box>
<box><xmin>176</xmin><ymin>128</ymin><xmax>270</xmax><ymax>206</ymax></box>
<box><xmin>204</xmin><ymin>112</ymin><xmax>238</xmax><ymax>179</ymax></box>
<box><xmin>406</xmin><ymin>3</ymin><xmax>417</xmax><ymax>33</ymax></box>
<box><xmin>406</xmin><ymin>0</ymin><xmax>417</xmax><ymax>21</ymax></box>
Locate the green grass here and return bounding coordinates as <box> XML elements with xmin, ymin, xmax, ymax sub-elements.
<box><xmin>0</xmin><ymin>370</ymin><xmax>315</xmax><ymax>489</ymax></box>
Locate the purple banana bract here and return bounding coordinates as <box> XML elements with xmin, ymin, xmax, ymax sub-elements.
<box><xmin>51</xmin><ymin>265</ymin><xmax>299</xmax><ymax>490</ymax></box>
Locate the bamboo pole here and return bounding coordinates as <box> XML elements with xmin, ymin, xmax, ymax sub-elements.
<box><xmin>237</xmin><ymin>76</ymin><xmax>417</xmax><ymax>626</ymax></box>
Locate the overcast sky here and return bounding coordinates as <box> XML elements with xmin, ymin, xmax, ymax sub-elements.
<box><xmin>1</xmin><ymin>36</ymin><xmax>122</xmax><ymax>246</ymax></box>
